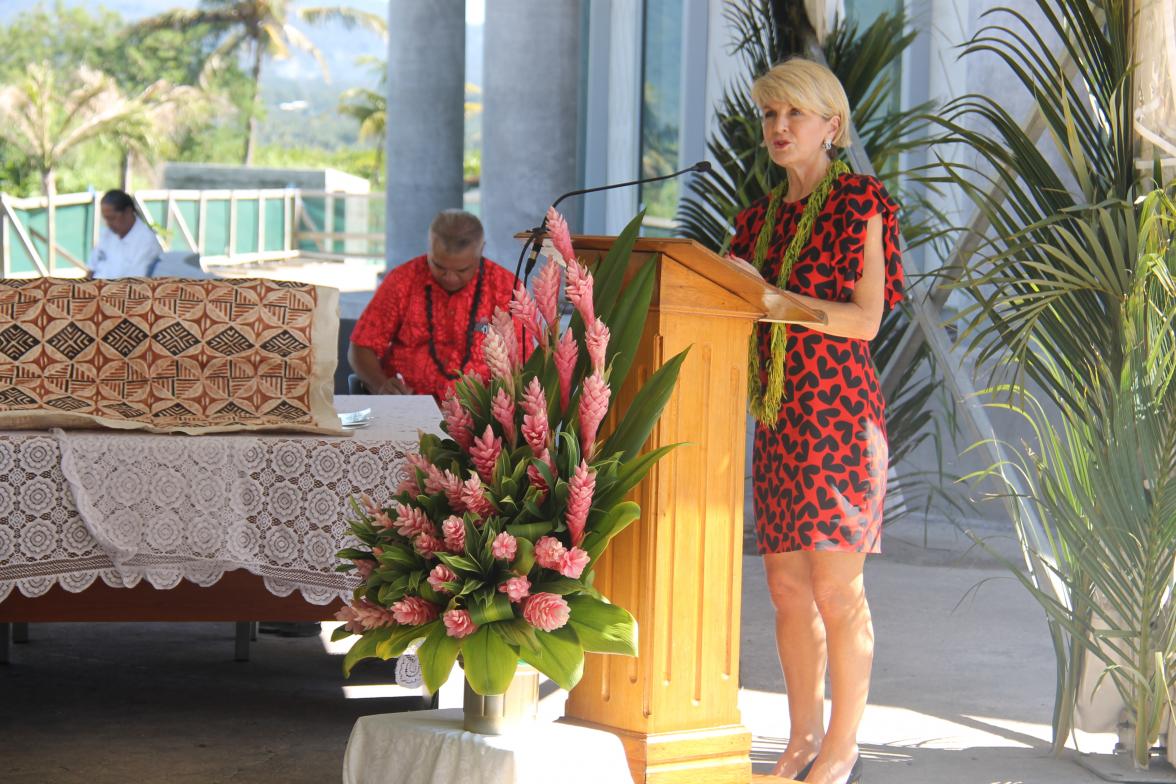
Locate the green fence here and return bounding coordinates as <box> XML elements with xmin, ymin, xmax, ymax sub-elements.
<box><xmin>0</xmin><ymin>189</ymin><xmax>386</xmax><ymax>277</ymax></box>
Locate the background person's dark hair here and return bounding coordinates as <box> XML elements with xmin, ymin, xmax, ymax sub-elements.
<box><xmin>100</xmin><ymin>189</ymin><xmax>135</xmax><ymax>212</ymax></box>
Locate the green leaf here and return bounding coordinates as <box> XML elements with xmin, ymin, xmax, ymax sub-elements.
<box><xmin>490</xmin><ymin>618</ymin><xmax>541</xmax><ymax>652</ymax></box>
<box><xmin>376</xmin><ymin>623</ymin><xmax>432</xmax><ymax>659</ymax></box>
<box><xmin>567</xmin><ymin>595</ymin><xmax>638</xmax><ymax>656</ymax></box>
<box><xmin>594</xmin><ymin>445</ymin><xmax>680</xmax><ymax>510</ymax></box>
<box><xmin>531</xmin><ymin>577</ymin><xmax>585</xmax><ymax>596</ymax></box>
<box><xmin>418</xmin><ymin>622</ymin><xmax>461</xmax><ymax>694</ymax></box>
<box><xmin>331</xmin><ymin>624</ymin><xmax>356</xmax><ymax>642</ymax></box>
<box><xmin>593</xmin><ymin>211</ymin><xmax>646</xmax><ymax>325</ymax></box>
<box><xmin>435</xmin><ymin>553</ymin><xmax>481</xmax><ymax>574</ymax></box>
<box><xmin>581</xmin><ymin>501</ymin><xmax>641</xmax><ymax>563</ymax></box>
<box><xmin>604</xmin><ymin>258</ymin><xmax>657</xmax><ymax>390</ymax></box>
<box><xmin>517</xmin><ymin>625</ymin><xmax>584</xmax><ymax>691</ymax></box>
<box><xmin>468</xmin><ymin>592</ymin><xmax>516</xmax><ymax>625</ymax></box>
<box><xmin>342</xmin><ymin>626</ymin><xmax>393</xmax><ymax>678</ymax></box>
<box><xmin>601</xmin><ymin>349</ymin><xmax>689</xmax><ymax>462</ymax></box>
<box><xmin>462</xmin><ymin>625</ymin><xmax>520</xmax><ymax>695</ymax></box>
<box><xmin>506</xmin><ymin>520</ymin><xmax>554</xmax><ymax>540</ymax></box>
<box><xmin>510</xmin><ymin>536</ymin><xmax>535</xmax><ymax>575</ymax></box>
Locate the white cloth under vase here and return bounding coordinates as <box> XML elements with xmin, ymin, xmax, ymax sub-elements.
<box><xmin>0</xmin><ymin>395</ymin><xmax>439</xmax><ymax>605</ymax></box>
<box><xmin>342</xmin><ymin>708</ymin><xmax>632</xmax><ymax>784</ymax></box>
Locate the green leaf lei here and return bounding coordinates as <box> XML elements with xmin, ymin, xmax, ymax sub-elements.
<box><xmin>747</xmin><ymin>159</ymin><xmax>849</xmax><ymax>427</ymax></box>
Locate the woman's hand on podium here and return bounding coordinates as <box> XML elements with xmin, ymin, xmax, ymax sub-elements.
<box><xmin>726</xmin><ymin>252</ymin><xmax>764</xmax><ymax>280</ymax></box>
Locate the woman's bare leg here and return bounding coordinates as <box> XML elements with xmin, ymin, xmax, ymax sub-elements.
<box><xmin>803</xmin><ymin>551</ymin><xmax>872</xmax><ymax>784</ymax></box>
<box><xmin>763</xmin><ymin>551</ymin><xmax>826</xmax><ymax>778</ymax></box>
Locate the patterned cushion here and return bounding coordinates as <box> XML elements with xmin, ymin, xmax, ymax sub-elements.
<box><xmin>0</xmin><ymin>277</ymin><xmax>341</xmax><ymax>434</ymax></box>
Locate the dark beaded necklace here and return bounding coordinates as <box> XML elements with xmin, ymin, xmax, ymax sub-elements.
<box><xmin>424</xmin><ymin>258</ymin><xmax>486</xmax><ymax>380</ymax></box>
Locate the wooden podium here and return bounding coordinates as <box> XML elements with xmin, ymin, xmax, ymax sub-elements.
<box><xmin>561</xmin><ymin>236</ymin><xmax>822</xmax><ymax>784</ymax></box>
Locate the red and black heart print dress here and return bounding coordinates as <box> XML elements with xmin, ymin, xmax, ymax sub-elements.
<box><xmin>730</xmin><ymin>173</ymin><xmax>904</xmax><ymax>554</ymax></box>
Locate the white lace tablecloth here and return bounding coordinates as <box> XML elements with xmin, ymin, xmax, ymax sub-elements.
<box><xmin>0</xmin><ymin>395</ymin><xmax>440</xmax><ymax>605</ymax></box>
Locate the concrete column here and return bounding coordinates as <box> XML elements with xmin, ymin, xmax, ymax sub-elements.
<box><xmin>386</xmin><ymin>0</ymin><xmax>465</xmax><ymax>268</ymax></box>
<box><xmin>480</xmin><ymin>0</ymin><xmax>582</xmax><ymax>268</ymax></box>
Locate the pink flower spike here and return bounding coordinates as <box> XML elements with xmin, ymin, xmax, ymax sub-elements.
<box><xmin>526</xmin><ymin>449</ymin><xmax>557</xmax><ymax>502</ymax></box>
<box><xmin>470</xmin><ymin>424</ymin><xmax>503</xmax><ymax>483</ymax></box>
<box><xmin>461</xmin><ymin>476</ymin><xmax>494</xmax><ymax>520</ymax></box>
<box><xmin>492</xmin><ymin>308</ymin><xmax>520</xmax><ymax>369</ymax></box>
<box><xmin>423</xmin><ymin>463</ymin><xmax>448</xmax><ymax>494</ymax></box>
<box><xmin>554</xmin><ymin>330</ymin><xmax>579</xmax><ymax>413</ymax></box>
<box><xmin>354</xmin><ymin>559</ymin><xmax>375</xmax><ymax>581</ymax></box>
<box><xmin>558</xmin><ymin>547</ymin><xmax>591</xmax><ymax>579</ymax></box>
<box><xmin>523</xmin><ymin>592</ymin><xmax>570</xmax><ymax>632</ymax></box>
<box><xmin>534</xmin><ymin>536</ymin><xmax>567</xmax><ymax>570</ymax></box>
<box><xmin>395</xmin><ymin>473</ymin><xmax>420</xmax><ymax>497</ymax></box>
<box><xmin>565</xmin><ymin>461</ymin><xmax>596</xmax><ymax>547</ymax></box>
<box><xmin>520</xmin><ymin>377</ymin><xmax>550</xmax><ymax>455</ymax></box>
<box><xmin>392</xmin><ymin>596</ymin><xmax>441</xmax><ymax>626</ymax></box>
<box><xmin>545</xmin><ymin>206</ymin><xmax>576</xmax><ymax>268</ymax></box>
<box><xmin>498</xmin><ymin>575</ymin><xmax>531</xmax><ymax>603</ymax></box>
<box><xmin>578</xmin><ymin>372</ymin><xmax>611</xmax><ymax>456</ymax></box>
<box><xmin>585</xmin><ymin>317</ymin><xmax>610</xmax><ymax>375</ymax></box>
<box><xmin>565</xmin><ymin>260</ymin><xmax>595</xmax><ymax>324</ymax></box>
<box><xmin>443</xmin><ymin>609</ymin><xmax>478</xmax><ymax>639</ymax></box>
<box><xmin>394</xmin><ymin>503</ymin><xmax>434</xmax><ymax>539</ymax></box>
<box><xmin>334</xmin><ymin>604</ymin><xmax>366</xmax><ymax>635</ymax></box>
<box><xmin>491</xmin><ymin>387</ymin><xmax>517</xmax><ymax>446</ymax></box>
<box><xmin>413</xmin><ymin>532</ymin><xmax>444</xmax><ymax>560</ymax></box>
<box><xmin>532</xmin><ymin>260</ymin><xmax>561</xmax><ymax>329</ymax></box>
<box><xmin>441</xmin><ymin>393</ymin><xmax>475</xmax><ymax>451</ymax></box>
<box><xmin>441</xmin><ymin>470</ymin><xmax>466</xmax><ymax>512</ymax></box>
<box><xmin>510</xmin><ymin>284</ymin><xmax>544</xmax><ymax>346</ymax></box>
<box><xmin>427</xmin><ymin>563</ymin><xmax>458</xmax><ymax>594</ymax></box>
<box><xmin>491</xmin><ymin>531</ymin><xmax>518</xmax><ymax>561</ymax></box>
<box><xmin>441</xmin><ymin>515</ymin><xmax>466</xmax><ymax>553</ymax></box>
<box><xmin>360</xmin><ymin>493</ymin><xmax>381</xmax><ymax>518</ymax></box>
<box><xmin>483</xmin><ymin>328</ymin><xmax>513</xmax><ymax>389</ymax></box>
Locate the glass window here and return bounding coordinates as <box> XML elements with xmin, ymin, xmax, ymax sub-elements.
<box><xmin>638</xmin><ymin>0</ymin><xmax>682</xmax><ymax>227</ymax></box>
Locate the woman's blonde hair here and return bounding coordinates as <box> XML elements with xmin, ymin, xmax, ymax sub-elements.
<box><xmin>751</xmin><ymin>58</ymin><xmax>852</xmax><ymax>149</ymax></box>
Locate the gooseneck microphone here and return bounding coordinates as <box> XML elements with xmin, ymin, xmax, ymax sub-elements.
<box><xmin>513</xmin><ymin>160</ymin><xmax>713</xmax><ymax>284</ymax></box>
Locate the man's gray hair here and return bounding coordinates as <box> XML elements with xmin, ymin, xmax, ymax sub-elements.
<box><xmin>428</xmin><ymin>210</ymin><xmax>484</xmax><ymax>255</ymax></box>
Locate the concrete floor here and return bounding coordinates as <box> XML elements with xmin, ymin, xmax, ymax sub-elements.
<box><xmin>0</xmin><ymin>516</ymin><xmax>1165</xmax><ymax>783</ymax></box>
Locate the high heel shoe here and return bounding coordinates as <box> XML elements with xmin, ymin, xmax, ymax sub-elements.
<box><xmin>843</xmin><ymin>755</ymin><xmax>862</xmax><ymax>784</ymax></box>
<box><xmin>794</xmin><ymin>757</ymin><xmax>816</xmax><ymax>781</ymax></box>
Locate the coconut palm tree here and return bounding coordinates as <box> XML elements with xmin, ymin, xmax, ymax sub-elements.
<box><xmin>338</xmin><ymin>55</ymin><xmax>386</xmax><ymax>182</ymax></box>
<box><xmin>0</xmin><ymin>63</ymin><xmax>194</xmax><ymax>269</ymax></box>
<box><xmin>129</xmin><ymin>1</ymin><xmax>387</xmax><ymax>165</ymax></box>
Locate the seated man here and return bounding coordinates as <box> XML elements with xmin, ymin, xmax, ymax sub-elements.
<box><xmin>87</xmin><ymin>189</ymin><xmax>164</xmax><ymax>279</ymax></box>
<box><xmin>348</xmin><ymin>210</ymin><xmax>518</xmax><ymax>399</ymax></box>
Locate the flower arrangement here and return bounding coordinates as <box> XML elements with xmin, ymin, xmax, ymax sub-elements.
<box><xmin>334</xmin><ymin>211</ymin><xmax>687</xmax><ymax>695</ymax></box>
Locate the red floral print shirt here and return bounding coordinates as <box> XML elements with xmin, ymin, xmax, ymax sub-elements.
<box><xmin>349</xmin><ymin>255</ymin><xmax>519</xmax><ymax>399</ymax></box>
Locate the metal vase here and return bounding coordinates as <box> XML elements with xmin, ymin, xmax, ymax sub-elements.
<box><xmin>462</xmin><ymin>663</ymin><xmax>540</xmax><ymax>735</ymax></box>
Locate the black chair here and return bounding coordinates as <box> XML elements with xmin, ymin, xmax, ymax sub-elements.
<box><xmin>347</xmin><ymin>374</ymin><xmax>370</xmax><ymax>395</ymax></box>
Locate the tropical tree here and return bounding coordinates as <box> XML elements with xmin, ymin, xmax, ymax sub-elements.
<box><xmin>129</xmin><ymin>0</ymin><xmax>387</xmax><ymax>165</ymax></box>
<box><xmin>338</xmin><ymin>55</ymin><xmax>386</xmax><ymax>183</ymax></box>
<box><xmin>677</xmin><ymin>1</ymin><xmax>951</xmax><ymax>521</ymax></box>
<box><xmin>0</xmin><ymin>63</ymin><xmax>194</xmax><ymax>268</ymax></box>
<box><xmin>928</xmin><ymin>0</ymin><xmax>1174</xmax><ymax>766</ymax></box>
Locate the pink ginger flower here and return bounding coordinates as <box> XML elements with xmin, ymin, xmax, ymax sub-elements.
<box><xmin>545</xmin><ymin>207</ymin><xmax>576</xmax><ymax>267</ymax></box>
<box><xmin>443</xmin><ymin>608</ymin><xmax>478</xmax><ymax>639</ymax></box>
<box><xmin>520</xmin><ymin>377</ymin><xmax>549</xmax><ymax>455</ymax></box>
<box><xmin>461</xmin><ymin>477</ymin><xmax>494</xmax><ymax>519</ymax></box>
<box><xmin>522</xmin><ymin>592</ymin><xmax>570</xmax><ymax>632</ymax></box>
<box><xmin>491</xmin><ymin>531</ymin><xmax>518</xmax><ymax>561</ymax></box>
<box><xmin>441</xmin><ymin>515</ymin><xmax>466</xmax><ymax>553</ymax></box>
<box><xmin>354</xmin><ymin>558</ymin><xmax>376</xmax><ymax>581</ymax></box>
<box><xmin>407</xmin><ymin>452</ymin><xmax>432</xmax><ymax>474</ymax></box>
<box><xmin>413</xmin><ymin>532</ymin><xmax>444</xmax><ymax>559</ymax></box>
<box><xmin>532</xmin><ymin>260</ymin><xmax>561</xmax><ymax>329</ymax></box>
<box><xmin>491</xmin><ymin>387</ymin><xmax>517</xmax><ymax>446</ymax></box>
<box><xmin>338</xmin><ymin>597</ymin><xmax>399</xmax><ymax>632</ymax></box>
<box><xmin>439</xmin><ymin>470</ymin><xmax>466</xmax><ymax>512</ymax></box>
<box><xmin>470</xmin><ymin>424</ymin><xmax>503</xmax><ymax>483</ymax></box>
<box><xmin>394</xmin><ymin>503</ymin><xmax>433</xmax><ymax>539</ymax></box>
<box><xmin>360</xmin><ymin>494</ymin><xmax>395</xmax><ymax>528</ymax></box>
<box><xmin>554</xmin><ymin>329</ymin><xmax>578</xmax><ymax>412</ymax></box>
<box><xmin>491</xmin><ymin>308</ymin><xmax>519</xmax><ymax>368</ymax></box>
<box><xmin>441</xmin><ymin>393</ymin><xmax>475</xmax><ymax>451</ymax></box>
<box><xmin>534</xmin><ymin>536</ymin><xmax>567</xmax><ymax>570</ymax></box>
<box><xmin>526</xmin><ymin>449</ymin><xmax>557</xmax><ymax>501</ymax></box>
<box><xmin>578</xmin><ymin>372</ymin><xmax>611</xmax><ymax>456</ymax></box>
<box><xmin>427</xmin><ymin>563</ymin><xmax>458</xmax><ymax>594</ymax></box>
<box><xmin>483</xmin><ymin>328</ymin><xmax>513</xmax><ymax>386</ymax></box>
<box><xmin>509</xmin><ymin>284</ymin><xmax>544</xmax><ymax>346</ymax></box>
<box><xmin>558</xmin><ymin>547</ymin><xmax>591</xmax><ymax>579</ymax></box>
<box><xmin>565</xmin><ymin>461</ymin><xmax>595</xmax><ymax>547</ymax></box>
<box><xmin>585</xmin><ymin>317</ymin><xmax>610</xmax><ymax>375</ymax></box>
<box><xmin>395</xmin><ymin>472</ymin><xmax>420</xmax><ymax>497</ymax></box>
<box><xmin>565</xmin><ymin>260</ymin><xmax>595</xmax><ymax>324</ymax></box>
<box><xmin>498</xmin><ymin>575</ymin><xmax>531</xmax><ymax>603</ymax></box>
<box><xmin>391</xmin><ymin>596</ymin><xmax>440</xmax><ymax>626</ymax></box>
<box><xmin>423</xmin><ymin>463</ymin><xmax>448</xmax><ymax>495</ymax></box>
